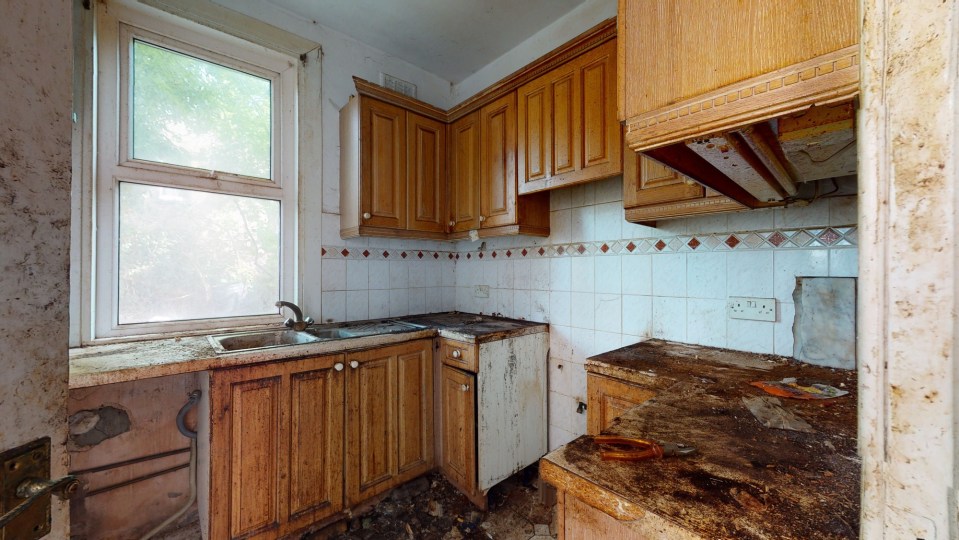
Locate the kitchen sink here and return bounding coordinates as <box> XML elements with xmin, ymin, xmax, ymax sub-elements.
<box><xmin>208</xmin><ymin>329</ymin><xmax>321</xmax><ymax>354</ymax></box>
<box><xmin>209</xmin><ymin>320</ymin><xmax>428</xmax><ymax>354</ymax></box>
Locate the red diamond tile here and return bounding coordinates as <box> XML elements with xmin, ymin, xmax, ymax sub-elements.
<box><xmin>725</xmin><ymin>235</ymin><xmax>740</xmax><ymax>249</ymax></box>
<box><xmin>819</xmin><ymin>228</ymin><xmax>841</xmax><ymax>245</ymax></box>
<box><xmin>557</xmin><ymin>246</ymin><xmax>565</xmax><ymax>255</ymax></box>
<box><xmin>401</xmin><ymin>251</ymin><xmax>408</xmax><ymax>258</ymax></box>
<box><xmin>688</xmin><ymin>237</ymin><xmax>701</xmax><ymax>249</ymax></box>
<box><xmin>538</xmin><ymin>248</ymin><xmax>545</xmax><ymax>256</ymax></box>
<box><xmin>626</xmin><ymin>242</ymin><xmax>637</xmax><ymax>252</ymax></box>
<box><xmin>341</xmin><ymin>249</ymin><xmax>350</xmax><ymax>257</ymax></box>
<box><xmin>506</xmin><ymin>250</ymin><xmax>512</xmax><ymax>258</ymax></box>
<box><xmin>654</xmin><ymin>240</ymin><xmax>667</xmax><ymax>251</ymax></box>
<box><xmin>433</xmin><ymin>253</ymin><xmax>439</xmax><ymax>259</ymax></box>
<box><xmin>383</xmin><ymin>251</ymin><xmax>390</xmax><ymax>258</ymax></box>
<box><xmin>577</xmin><ymin>245</ymin><xmax>586</xmax><ymax>254</ymax></box>
<box><xmin>466</xmin><ymin>253</ymin><xmax>471</xmax><ymax>259</ymax></box>
<box><xmin>417</xmin><ymin>251</ymin><xmax>424</xmax><ymax>259</ymax></box>
<box><xmin>522</xmin><ymin>249</ymin><xmax>528</xmax><ymax>256</ymax></box>
<box><xmin>478</xmin><ymin>252</ymin><xmax>484</xmax><ymax>259</ymax></box>
<box><xmin>492</xmin><ymin>251</ymin><xmax>497</xmax><ymax>258</ymax></box>
<box><xmin>321</xmin><ymin>248</ymin><xmax>327</xmax><ymax>256</ymax></box>
<box><xmin>600</xmin><ymin>243</ymin><xmax>609</xmax><ymax>253</ymax></box>
<box><xmin>768</xmin><ymin>232</ymin><xmax>787</xmax><ymax>247</ymax></box>
<box><xmin>363</xmin><ymin>250</ymin><xmax>370</xmax><ymax>258</ymax></box>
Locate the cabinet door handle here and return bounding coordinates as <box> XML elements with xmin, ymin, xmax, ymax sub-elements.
<box><xmin>334</xmin><ymin>362</ymin><xmax>344</xmax><ymax>371</ymax></box>
<box><xmin>349</xmin><ymin>360</ymin><xmax>359</xmax><ymax>369</ymax></box>
<box><xmin>461</xmin><ymin>384</ymin><xmax>470</xmax><ymax>392</ymax></box>
<box><xmin>362</xmin><ymin>212</ymin><xmax>372</xmax><ymax>220</ymax></box>
<box><xmin>449</xmin><ymin>220</ymin><xmax>455</xmax><ymax>227</ymax></box>
<box><xmin>451</xmin><ymin>350</ymin><xmax>461</xmax><ymax>359</ymax></box>
<box><xmin>478</xmin><ymin>215</ymin><xmax>485</xmax><ymax>222</ymax></box>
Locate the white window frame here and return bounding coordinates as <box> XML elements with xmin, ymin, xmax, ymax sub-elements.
<box><xmin>89</xmin><ymin>1</ymin><xmax>298</xmax><ymax>340</ymax></box>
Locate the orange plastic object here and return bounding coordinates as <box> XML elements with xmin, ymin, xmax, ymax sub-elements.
<box><xmin>593</xmin><ymin>436</ymin><xmax>664</xmax><ymax>461</ymax></box>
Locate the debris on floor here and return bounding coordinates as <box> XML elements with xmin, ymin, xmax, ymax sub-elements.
<box><xmin>314</xmin><ymin>468</ymin><xmax>556</xmax><ymax>540</ymax></box>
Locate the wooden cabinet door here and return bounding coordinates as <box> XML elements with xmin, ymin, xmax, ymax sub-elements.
<box><xmin>285</xmin><ymin>356</ymin><xmax>345</xmax><ymax>531</ymax></box>
<box><xmin>395</xmin><ymin>341</ymin><xmax>434</xmax><ymax>483</ymax></box>
<box><xmin>480</xmin><ymin>93</ymin><xmax>517</xmax><ymax>228</ymax></box>
<box><xmin>586</xmin><ymin>374</ymin><xmax>656</xmax><ymax>435</ymax></box>
<box><xmin>345</xmin><ymin>347</ymin><xmax>396</xmax><ymax>506</ymax></box>
<box><xmin>407</xmin><ymin>112</ymin><xmax>447</xmax><ymax>233</ymax></box>
<box><xmin>578</xmin><ymin>40</ymin><xmax>620</xmax><ymax>181</ymax></box>
<box><xmin>449</xmin><ymin>112</ymin><xmax>481</xmax><ymax>233</ymax></box>
<box><xmin>360</xmin><ymin>97</ymin><xmax>407</xmax><ymax>229</ymax></box>
<box><xmin>211</xmin><ymin>366</ymin><xmax>284</xmax><ymax>540</ymax></box>
<box><xmin>440</xmin><ymin>365</ymin><xmax>476</xmax><ymax>496</ymax></box>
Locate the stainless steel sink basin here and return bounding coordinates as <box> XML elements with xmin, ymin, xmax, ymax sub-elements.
<box><xmin>305</xmin><ymin>328</ymin><xmax>355</xmax><ymax>340</ymax></box>
<box><xmin>304</xmin><ymin>320</ymin><xmax>426</xmax><ymax>340</ymax></box>
<box><xmin>208</xmin><ymin>329</ymin><xmax>320</xmax><ymax>354</ymax></box>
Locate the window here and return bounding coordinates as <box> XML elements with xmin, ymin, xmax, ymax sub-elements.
<box><xmin>90</xmin><ymin>2</ymin><xmax>297</xmax><ymax>339</ymax></box>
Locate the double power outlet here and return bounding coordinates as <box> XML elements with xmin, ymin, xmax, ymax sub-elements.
<box><xmin>726</xmin><ymin>296</ymin><xmax>777</xmax><ymax>322</ymax></box>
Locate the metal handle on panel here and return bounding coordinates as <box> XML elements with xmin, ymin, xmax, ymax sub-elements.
<box><xmin>334</xmin><ymin>362</ymin><xmax>344</xmax><ymax>371</ymax></box>
<box><xmin>451</xmin><ymin>350</ymin><xmax>461</xmax><ymax>359</ymax></box>
<box><xmin>461</xmin><ymin>384</ymin><xmax>470</xmax><ymax>392</ymax></box>
<box><xmin>349</xmin><ymin>360</ymin><xmax>359</xmax><ymax>369</ymax></box>
<box><xmin>362</xmin><ymin>212</ymin><xmax>372</xmax><ymax>220</ymax></box>
<box><xmin>0</xmin><ymin>475</ymin><xmax>79</xmax><ymax>529</ymax></box>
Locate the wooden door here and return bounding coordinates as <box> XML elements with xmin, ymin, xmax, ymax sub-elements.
<box><xmin>394</xmin><ymin>341</ymin><xmax>434</xmax><ymax>483</ymax></box>
<box><xmin>360</xmin><ymin>97</ymin><xmax>407</xmax><ymax>229</ymax></box>
<box><xmin>586</xmin><ymin>374</ymin><xmax>656</xmax><ymax>435</ymax></box>
<box><xmin>407</xmin><ymin>112</ymin><xmax>447</xmax><ymax>233</ymax></box>
<box><xmin>449</xmin><ymin>112</ymin><xmax>481</xmax><ymax>232</ymax></box>
<box><xmin>480</xmin><ymin>93</ymin><xmax>517</xmax><ymax>228</ymax></box>
<box><xmin>211</xmin><ymin>365</ymin><xmax>283</xmax><ymax>539</ymax></box>
<box><xmin>285</xmin><ymin>356</ymin><xmax>345</xmax><ymax>531</ymax></box>
<box><xmin>345</xmin><ymin>347</ymin><xmax>396</xmax><ymax>506</ymax></box>
<box><xmin>440</xmin><ymin>365</ymin><xmax>476</xmax><ymax>496</ymax></box>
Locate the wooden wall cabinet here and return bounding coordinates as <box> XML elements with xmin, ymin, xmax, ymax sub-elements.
<box><xmin>586</xmin><ymin>373</ymin><xmax>656</xmax><ymax>435</ymax></box>
<box><xmin>345</xmin><ymin>339</ymin><xmax>433</xmax><ymax>506</ymax></box>
<box><xmin>618</xmin><ymin>0</ymin><xmax>859</xmax><ymax>153</ymax></box>
<box><xmin>518</xmin><ymin>39</ymin><xmax>621</xmax><ymax>194</ymax></box>
<box><xmin>340</xmin><ymin>84</ymin><xmax>448</xmax><ymax>240</ymax></box>
<box><xmin>205</xmin><ymin>354</ymin><xmax>345</xmax><ymax>540</ymax></box>
<box><xmin>622</xmin><ymin>151</ymin><xmax>744</xmax><ymax>224</ymax></box>
<box><xmin>449</xmin><ymin>112</ymin><xmax>482</xmax><ymax>234</ymax></box>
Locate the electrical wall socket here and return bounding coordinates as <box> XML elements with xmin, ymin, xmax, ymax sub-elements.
<box><xmin>474</xmin><ymin>285</ymin><xmax>490</xmax><ymax>298</ymax></box>
<box><xmin>727</xmin><ymin>296</ymin><xmax>777</xmax><ymax>321</ymax></box>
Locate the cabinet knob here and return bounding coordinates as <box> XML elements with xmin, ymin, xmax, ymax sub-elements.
<box><xmin>362</xmin><ymin>212</ymin><xmax>372</xmax><ymax>220</ymax></box>
<box><xmin>349</xmin><ymin>360</ymin><xmax>359</xmax><ymax>369</ymax></box>
<box><xmin>461</xmin><ymin>384</ymin><xmax>470</xmax><ymax>392</ymax></box>
<box><xmin>449</xmin><ymin>220</ymin><xmax>455</xmax><ymax>227</ymax></box>
<box><xmin>334</xmin><ymin>362</ymin><xmax>344</xmax><ymax>371</ymax></box>
<box><xmin>451</xmin><ymin>350</ymin><xmax>461</xmax><ymax>359</ymax></box>
<box><xmin>478</xmin><ymin>215</ymin><xmax>485</xmax><ymax>222</ymax></box>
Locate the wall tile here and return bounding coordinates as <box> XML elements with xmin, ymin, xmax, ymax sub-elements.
<box><xmin>513</xmin><ymin>289</ymin><xmax>532</xmax><ymax>320</ymax></box>
<box><xmin>773</xmin><ymin>249</ymin><xmax>829</xmax><ymax>302</ymax></box>
<box><xmin>727</xmin><ymin>208</ymin><xmax>774</xmax><ymax>231</ymax></box>
<box><xmin>321</xmin><ymin>290</ymin><xmax>346</xmax><ymax>322</ymax></box>
<box><xmin>686</xmin><ymin>252</ymin><xmax>726</xmax><ymax>299</ymax></box>
<box><xmin>550</xmin><ymin>209</ymin><xmax>572</xmax><ymax>244</ymax></box>
<box><xmin>550</xmin><ymin>257</ymin><xmax>572</xmax><ymax>291</ymax></box>
<box><xmin>346</xmin><ymin>260</ymin><xmax>369</xmax><ymax>291</ymax></box>
<box><xmin>594</xmin><ymin>331</ymin><xmax>622</xmax><ymax>356</ymax></box>
<box><xmin>530</xmin><ymin>290</ymin><xmax>549</xmax><ymax>322</ymax></box>
<box><xmin>652</xmin><ymin>297</ymin><xmax>687</xmax><ymax>342</ymax></box>
<box><xmin>389</xmin><ymin>288</ymin><xmax>409</xmax><ymax>317</ymax></box>
<box><xmin>548</xmin><ymin>424</ymin><xmax>579</xmax><ymax>452</ymax></box>
<box><xmin>775</xmin><ymin>202</ymin><xmax>830</xmax><ymax>229</ymax></box>
<box><xmin>571</xmin><ymin>205</ymin><xmax>596</xmax><ymax>242</ymax></box>
<box><xmin>497</xmin><ymin>260</ymin><xmax>514</xmax><ymax>289</ymax></box>
<box><xmin>571</xmin><ymin>256</ymin><xmax>594</xmax><ymax>292</ymax></box>
<box><xmin>570</xmin><ymin>292</ymin><xmax>595</xmax><ymax>329</ymax></box>
<box><xmin>594</xmin><ymin>202</ymin><xmax>623</xmax><ymax>240</ymax></box>
<box><xmin>775</xmin><ymin>302</ymin><xmax>796</xmax><ymax>356</ymax></box>
<box><xmin>595</xmin><ymin>255</ymin><xmax>622</xmax><ymax>295</ymax></box>
<box><xmin>686</xmin><ymin>212</ymin><xmax>729</xmax><ymax>235</ymax></box>
<box><xmin>549</xmin><ymin>357</ymin><xmax>587</xmax><ymax>399</ymax></box>
<box><xmin>571</xmin><ymin>327</ymin><xmax>595</xmax><ymax>361</ymax></box>
<box><xmin>686</xmin><ymin>298</ymin><xmax>727</xmax><ymax>348</ymax></box>
<box><xmin>345</xmin><ymin>290</ymin><xmax>369</xmax><ymax>321</ymax></box>
<box><xmin>322</xmin><ymin>259</ymin><xmax>346</xmax><ymax>291</ymax></box>
<box><xmin>622</xmin><ymin>294</ymin><xmax>652</xmax><ymax>337</ymax></box>
<box><xmin>551</xmin><ymin>187</ymin><xmax>572</xmax><ymax>210</ymax></box>
<box><xmin>495</xmin><ymin>288</ymin><xmax>513</xmax><ymax>316</ymax></box>
<box><xmin>595</xmin><ymin>293</ymin><xmax>622</xmax><ymax>333</ymax></box>
<box><xmin>829</xmin><ymin>196</ymin><xmax>857</xmax><ymax>226</ymax></box>
<box><xmin>549</xmin><ymin>324</ymin><xmax>574</xmax><ymax>361</ymax></box>
<box><xmin>530</xmin><ymin>259</ymin><xmax>550</xmax><ymax>291</ymax></box>
<box><xmin>408</xmin><ymin>287</ymin><xmax>426</xmax><ymax>315</ymax></box>
<box><xmin>727</xmin><ymin>251</ymin><xmax>774</xmax><ymax>298</ymax></box>
<box><xmin>653</xmin><ymin>253</ymin><xmax>687</xmax><ymax>297</ymax></box>
<box><xmin>569</xmin><ymin>182</ymin><xmax>596</xmax><ymax>208</ymax></box>
<box><xmin>369</xmin><ymin>260</ymin><xmax>390</xmax><ymax>290</ymax></box>
<box><xmin>622</xmin><ymin>254</ymin><xmax>652</xmax><ymax>295</ymax></box>
<box><xmin>369</xmin><ymin>289</ymin><xmax>390</xmax><ymax>318</ymax></box>
<box><xmin>389</xmin><ymin>260</ymin><xmax>410</xmax><ymax>289</ymax></box>
<box><xmin>549</xmin><ymin>291</ymin><xmax>571</xmax><ymax>326</ymax></box>
<box><xmin>594</xmin><ymin>176</ymin><xmax>623</xmax><ymax>204</ymax></box>
<box><xmin>830</xmin><ymin>248</ymin><xmax>858</xmax><ymax>277</ymax></box>
<box><xmin>513</xmin><ymin>259</ymin><xmax>532</xmax><ymax>290</ymax></box>
<box><xmin>727</xmin><ymin>318</ymin><xmax>775</xmax><ymax>354</ymax></box>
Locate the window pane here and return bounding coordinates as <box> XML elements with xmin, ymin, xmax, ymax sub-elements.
<box><xmin>118</xmin><ymin>183</ymin><xmax>280</xmax><ymax>324</ymax></box>
<box><xmin>132</xmin><ymin>40</ymin><xmax>272</xmax><ymax>179</ymax></box>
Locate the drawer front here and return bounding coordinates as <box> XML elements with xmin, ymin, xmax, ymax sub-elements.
<box><xmin>439</xmin><ymin>339</ymin><xmax>478</xmax><ymax>372</ymax></box>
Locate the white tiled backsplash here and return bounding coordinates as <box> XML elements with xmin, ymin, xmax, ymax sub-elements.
<box><xmin>319</xmin><ymin>176</ymin><xmax>858</xmax><ymax>449</ymax></box>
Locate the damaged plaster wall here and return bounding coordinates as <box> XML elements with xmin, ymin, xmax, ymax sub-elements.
<box><xmin>858</xmin><ymin>0</ymin><xmax>959</xmax><ymax>537</ymax></box>
<box><xmin>0</xmin><ymin>0</ymin><xmax>74</xmax><ymax>536</ymax></box>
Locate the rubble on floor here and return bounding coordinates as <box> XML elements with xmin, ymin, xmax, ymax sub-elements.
<box><xmin>314</xmin><ymin>468</ymin><xmax>556</xmax><ymax>540</ymax></box>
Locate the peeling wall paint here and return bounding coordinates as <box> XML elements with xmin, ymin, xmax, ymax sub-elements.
<box><xmin>0</xmin><ymin>0</ymin><xmax>74</xmax><ymax>536</ymax></box>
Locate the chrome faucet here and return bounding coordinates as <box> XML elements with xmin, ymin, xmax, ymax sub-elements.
<box><xmin>275</xmin><ymin>300</ymin><xmax>314</xmax><ymax>331</ymax></box>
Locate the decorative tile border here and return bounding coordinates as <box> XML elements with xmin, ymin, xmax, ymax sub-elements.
<box><xmin>320</xmin><ymin>225</ymin><xmax>858</xmax><ymax>261</ymax></box>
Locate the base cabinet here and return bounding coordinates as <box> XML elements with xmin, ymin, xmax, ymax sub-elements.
<box><xmin>439</xmin><ymin>365</ymin><xmax>476</xmax><ymax>497</ymax></box>
<box><xmin>205</xmin><ymin>354</ymin><xmax>345</xmax><ymax>540</ymax></box>
<box><xmin>346</xmin><ymin>340</ymin><xmax>433</xmax><ymax>506</ymax></box>
<box><xmin>586</xmin><ymin>373</ymin><xmax>656</xmax><ymax>435</ymax></box>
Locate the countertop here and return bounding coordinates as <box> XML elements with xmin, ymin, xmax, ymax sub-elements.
<box><xmin>69</xmin><ymin>312</ymin><xmax>546</xmax><ymax>389</ymax></box>
<box><xmin>540</xmin><ymin>339</ymin><xmax>859</xmax><ymax>540</ymax></box>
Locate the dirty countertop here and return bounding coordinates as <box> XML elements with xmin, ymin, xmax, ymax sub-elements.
<box><xmin>540</xmin><ymin>339</ymin><xmax>859</xmax><ymax>540</ymax></box>
<box><xmin>70</xmin><ymin>312</ymin><xmax>546</xmax><ymax>389</ymax></box>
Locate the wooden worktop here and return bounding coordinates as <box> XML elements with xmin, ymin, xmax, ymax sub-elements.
<box><xmin>540</xmin><ymin>339</ymin><xmax>859</xmax><ymax>539</ymax></box>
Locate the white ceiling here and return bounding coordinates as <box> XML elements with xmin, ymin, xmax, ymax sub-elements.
<box><xmin>263</xmin><ymin>0</ymin><xmax>587</xmax><ymax>82</ymax></box>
